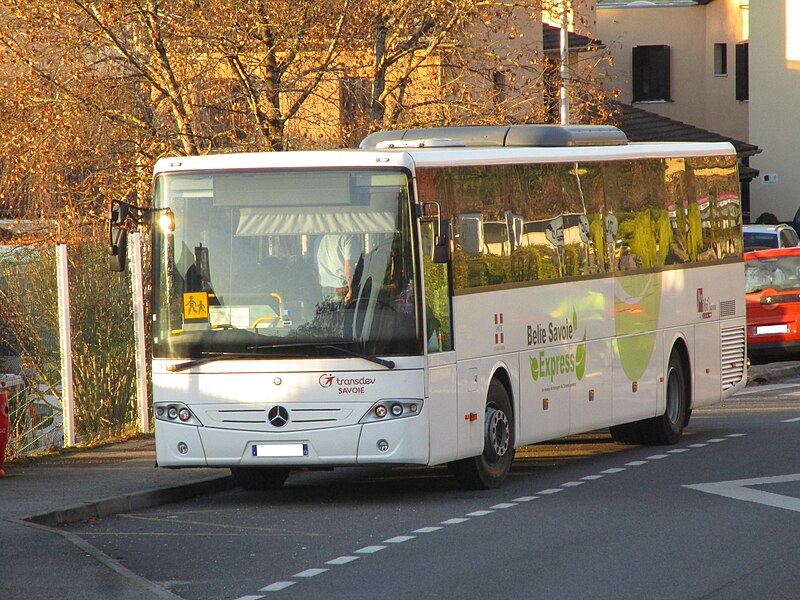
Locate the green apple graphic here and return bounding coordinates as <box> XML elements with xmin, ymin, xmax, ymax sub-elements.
<box><xmin>614</xmin><ymin>273</ymin><xmax>661</xmax><ymax>381</ymax></box>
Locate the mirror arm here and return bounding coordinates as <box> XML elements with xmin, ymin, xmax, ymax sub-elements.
<box><xmin>419</xmin><ymin>201</ymin><xmax>450</xmax><ymax>264</ymax></box>
<box><xmin>108</xmin><ymin>199</ymin><xmax>174</xmax><ymax>272</ymax></box>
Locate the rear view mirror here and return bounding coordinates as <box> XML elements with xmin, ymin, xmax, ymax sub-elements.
<box><xmin>110</xmin><ymin>226</ymin><xmax>128</xmax><ymax>272</ymax></box>
<box><xmin>420</xmin><ymin>201</ymin><xmax>450</xmax><ymax>263</ymax></box>
<box><xmin>107</xmin><ymin>199</ymin><xmax>174</xmax><ymax>272</ymax></box>
<box><xmin>432</xmin><ymin>219</ymin><xmax>450</xmax><ymax>263</ymax></box>
<box><xmin>109</xmin><ymin>200</ymin><xmax>129</xmax><ymax>272</ymax></box>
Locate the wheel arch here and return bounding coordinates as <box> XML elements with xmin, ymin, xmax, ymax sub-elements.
<box><xmin>488</xmin><ymin>364</ymin><xmax>516</xmax><ymax>434</ymax></box>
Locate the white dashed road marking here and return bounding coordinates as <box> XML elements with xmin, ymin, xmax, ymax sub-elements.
<box><xmin>243</xmin><ymin>431</ymin><xmax>751</xmax><ymax>598</ymax></box>
<box><xmin>384</xmin><ymin>535</ymin><xmax>415</xmax><ymax>544</ymax></box>
<box><xmin>441</xmin><ymin>518</ymin><xmax>469</xmax><ymax>525</ymax></box>
<box><xmin>259</xmin><ymin>582</ymin><xmax>295</xmax><ymax>592</ymax></box>
<box><xmin>293</xmin><ymin>569</ymin><xmax>327</xmax><ymax>578</ymax></box>
<box><xmin>355</xmin><ymin>545</ymin><xmax>385</xmax><ymax>554</ymax></box>
<box><xmin>326</xmin><ymin>556</ymin><xmax>359</xmax><ymax>565</ymax></box>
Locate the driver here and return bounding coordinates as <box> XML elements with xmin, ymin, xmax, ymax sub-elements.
<box><xmin>314</xmin><ymin>233</ymin><xmax>362</xmax><ymax>303</ymax></box>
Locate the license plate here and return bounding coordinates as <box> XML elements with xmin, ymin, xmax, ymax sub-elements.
<box><xmin>755</xmin><ymin>324</ymin><xmax>789</xmax><ymax>335</ymax></box>
<box><xmin>252</xmin><ymin>443</ymin><xmax>308</xmax><ymax>458</ymax></box>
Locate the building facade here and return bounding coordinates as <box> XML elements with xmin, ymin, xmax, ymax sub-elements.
<box><xmin>748</xmin><ymin>1</ymin><xmax>800</xmax><ymax>223</ymax></box>
<box><xmin>597</xmin><ymin>0</ymin><xmax>800</xmax><ymax>223</ymax></box>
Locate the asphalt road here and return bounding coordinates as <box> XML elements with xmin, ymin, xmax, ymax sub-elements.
<box><xmin>65</xmin><ymin>380</ymin><xmax>800</xmax><ymax>600</ymax></box>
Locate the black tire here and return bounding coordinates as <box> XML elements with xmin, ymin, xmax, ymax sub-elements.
<box><xmin>449</xmin><ymin>379</ymin><xmax>515</xmax><ymax>489</ymax></box>
<box><xmin>639</xmin><ymin>350</ymin><xmax>688</xmax><ymax>445</ymax></box>
<box><xmin>231</xmin><ymin>467</ymin><xmax>290</xmax><ymax>490</ymax></box>
<box><xmin>610</xmin><ymin>350</ymin><xmax>689</xmax><ymax>446</ymax></box>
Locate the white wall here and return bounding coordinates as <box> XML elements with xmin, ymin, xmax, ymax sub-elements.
<box><xmin>596</xmin><ymin>1</ymin><xmax>748</xmax><ymax>142</ymax></box>
<box><xmin>748</xmin><ymin>1</ymin><xmax>800</xmax><ymax>222</ymax></box>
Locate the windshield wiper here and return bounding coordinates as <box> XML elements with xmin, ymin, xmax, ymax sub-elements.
<box><xmin>318</xmin><ymin>344</ymin><xmax>395</xmax><ymax>369</ymax></box>
<box><xmin>169</xmin><ymin>343</ymin><xmax>396</xmax><ymax>372</ymax></box>
<box><xmin>248</xmin><ymin>341</ymin><xmax>396</xmax><ymax>369</ymax></box>
<box><xmin>167</xmin><ymin>352</ymin><xmax>272</xmax><ymax>372</ymax></box>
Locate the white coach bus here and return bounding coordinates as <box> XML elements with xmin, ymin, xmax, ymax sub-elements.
<box><xmin>110</xmin><ymin>124</ymin><xmax>747</xmax><ymax>490</ymax></box>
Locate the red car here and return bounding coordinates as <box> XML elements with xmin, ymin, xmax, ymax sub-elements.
<box><xmin>745</xmin><ymin>247</ymin><xmax>800</xmax><ymax>361</ymax></box>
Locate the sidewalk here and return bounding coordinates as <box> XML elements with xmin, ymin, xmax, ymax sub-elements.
<box><xmin>1</xmin><ymin>361</ymin><xmax>799</xmax><ymax>600</ymax></box>
<box><xmin>0</xmin><ymin>436</ymin><xmax>233</xmax><ymax>600</ymax></box>
<box><xmin>745</xmin><ymin>360</ymin><xmax>800</xmax><ymax>385</ymax></box>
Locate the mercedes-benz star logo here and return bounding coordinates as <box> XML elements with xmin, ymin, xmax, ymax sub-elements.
<box><xmin>267</xmin><ymin>405</ymin><xmax>289</xmax><ymax>427</ymax></box>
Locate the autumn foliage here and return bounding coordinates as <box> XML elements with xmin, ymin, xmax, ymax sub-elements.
<box><xmin>0</xmin><ymin>0</ymin><xmax>614</xmax><ymax>447</ymax></box>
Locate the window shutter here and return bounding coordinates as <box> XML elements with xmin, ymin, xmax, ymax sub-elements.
<box><xmin>632</xmin><ymin>45</ymin><xmax>671</xmax><ymax>101</ymax></box>
<box><xmin>736</xmin><ymin>42</ymin><xmax>749</xmax><ymax>101</ymax></box>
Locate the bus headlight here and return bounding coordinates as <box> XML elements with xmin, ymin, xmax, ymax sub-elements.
<box><xmin>360</xmin><ymin>399</ymin><xmax>422</xmax><ymax>424</ymax></box>
<box><xmin>155</xmin><ymin>402</ymin><xmax>203</xmax><ymax>426</ymax></box>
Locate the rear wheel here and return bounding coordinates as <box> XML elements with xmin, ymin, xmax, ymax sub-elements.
<box><xmin>611</xmin><ymin>350</ymin><xmax>688</xmax><ymax>446</ymax></box>
<box><xmin>231</xmin><ymin>467</ymin><xmax>290</xmax><ymax>490</ymax></box>
<box><xmin>639</xmin><ymin>350</ymin><xmax>688</xmax><ymax>445</ymax></box>
<box><xmin>449</xmin><ymin>379</ymin><xmax>515</xmax><ymax>489</ymax></box>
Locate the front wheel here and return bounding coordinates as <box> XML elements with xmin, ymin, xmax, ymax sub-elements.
<box><xmin>231</xmin><ymin>467</ymin><xmax>290</xmax><ymax>490</ymax></box>
<box><xmin>449</xmin><ymin>379</ymin><xmax>515</xmax><ymax>489</ymax></box>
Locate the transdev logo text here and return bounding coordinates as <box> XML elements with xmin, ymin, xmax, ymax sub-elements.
<box><xmin>319</xmin><ymin>374</ymin><xmax>377</xmax><ymax>394</ymax></box>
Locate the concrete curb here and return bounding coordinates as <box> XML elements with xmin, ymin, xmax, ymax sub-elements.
<box><xmin>24</xmin><ymin>473</ymin><xmax>235</xmax><ymax>527</ymax></box>
<box><xmin>747</xmin><ymin>362</ymin><xmax>800</xmax><ymax>386</ymax></box>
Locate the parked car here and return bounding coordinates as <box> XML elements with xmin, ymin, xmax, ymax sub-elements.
<box><xmin>742</xmin><ymin>223</ymin><xmax>800</xmax><ymax>252</ymax></box>
<box><xmin>745</xmin><ymin>247</ymin><xmax>800</xmax><ymax>361</ymax></box>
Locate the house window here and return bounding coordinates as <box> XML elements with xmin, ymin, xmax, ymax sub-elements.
<box><xmin>736</xmin><ymin>42</ymin><xmax>749</xmax><ymax>101</ymax></box>
<box><xmin>714</xmin><ymin>43</ymin><xmax>728</xmax><ymax>76</ymax></box>
<box><xmin>632</xmin><ymin>45</ymin><xmax>671</xmax><ymax>102</ymax></box>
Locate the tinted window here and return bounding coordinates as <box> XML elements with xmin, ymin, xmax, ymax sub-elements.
<box><xmin>743</xmin><ymin>232</ymin><xmax>778</xmax><ymax>249</ymax></box>
<box><xmin>416</xmin><ymin>154</ymin><xmax>741</xmax><ymax>291</ymax></box>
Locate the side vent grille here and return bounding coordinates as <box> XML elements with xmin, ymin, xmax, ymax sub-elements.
<box><xmin>720</xmin><ymin>326</ymin><xmax>746</xmax><ymax>391</ymax></box>
<box><xmin>719</xmin><ymin>299</ymin><xmax>736</xmax><ymax>317</ymax></box>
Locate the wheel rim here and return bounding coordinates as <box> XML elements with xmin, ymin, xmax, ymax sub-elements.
<box><xmin>485</xmin><ymin>405</ymin><xmax>510</xmax><ymax>461</ymax></box>
<box><xmin>665</xmin><ymin>366</ymin><xmax>682</xmax><ymax>425</ymax></box>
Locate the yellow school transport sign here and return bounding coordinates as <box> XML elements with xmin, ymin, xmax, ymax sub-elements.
<box><xmin>183</xmin><ymin>292</ymin><xmax>209</xmax><ymax>321</ymax></box>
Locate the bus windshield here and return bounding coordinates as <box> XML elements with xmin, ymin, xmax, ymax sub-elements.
<box><xmin>152</xmin><ymin>168</ymin><xmax>421</xmax><ymax>361</ymax></box>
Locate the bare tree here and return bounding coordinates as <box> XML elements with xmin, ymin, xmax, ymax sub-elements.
<box><xmin>0</xmin><ymin>0</ymin><xmax>616</xmax><ymax>449</ymax></box>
